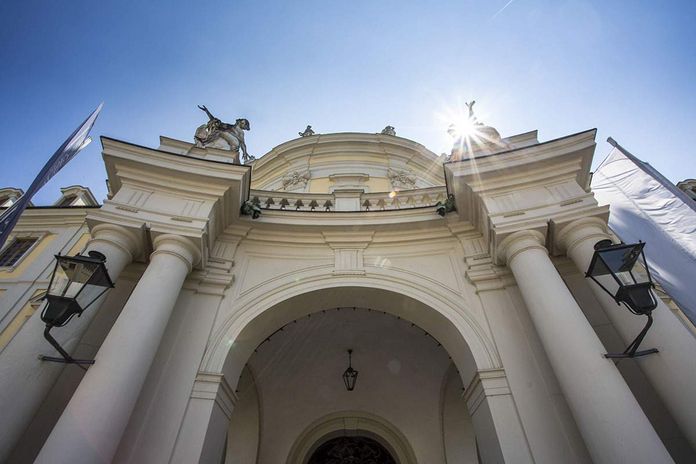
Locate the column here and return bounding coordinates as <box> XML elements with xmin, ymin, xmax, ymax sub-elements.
<box><xmin>499</xmin><ymin>230</ymin><xmax>673</xmax><ymax>464</ymax></box>
<box><xmin>0</xmin><ymin>224</ymin><xmax>139</xmax><ymax>462</ymax></box>
<box><xmin>559</xmin><ymin>217</ymin><xmax>696</xmax><ymax>450</ymax></box>
<box><xmin>36</xmin><ymin>234</ymin><xmax>200</xmax><ymax>464</ymax></box>
<box><xmin>81</xmin><ymin>224</ymin><xmax>140</xmax><ymax>286</ymax></box>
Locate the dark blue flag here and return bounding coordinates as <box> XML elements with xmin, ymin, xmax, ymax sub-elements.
<box><xmin>0</xmin><ymin>103</ymin><xmax>103</xmax><ymax>250</ymax></box>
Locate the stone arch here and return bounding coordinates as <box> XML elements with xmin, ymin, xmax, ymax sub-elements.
<box><xmin>185</xmin><ymin>274</ymin><xmax>505</xmax><ymax>463</ymax></box>
<box><xmin>203</xmin><ymin>272</ymin><xmax>501</xmax><ymax>389</ymax></box>
<box><xmin>286</xmin><ymin>411</ymin><xmax>418</xmax><ymax>464</ymax></box>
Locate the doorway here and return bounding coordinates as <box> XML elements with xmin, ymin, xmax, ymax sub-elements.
<box><xmin>307</xmin><ymin>436</ymin><xmax>397</xmax><ymax>464</ymax></box>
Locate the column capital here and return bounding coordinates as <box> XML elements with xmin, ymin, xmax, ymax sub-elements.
<box><xmin>496</xmin><ymin>230</ymin><xmax>546</xmax><ymax>266</ymax></box>
<box><xmin>89</xmin><ymin>223</ymin><xmax>142</xmax><ymax>260</ymax></box>
<box><xmin>151</xmin><ymin>234</ymin><xmax>202</xmax><ymax>273</ymax></box>
<box><xmin>555</xmin><ymin>217</ymin><xmax>611</xmax><ymax>256</ymax></box>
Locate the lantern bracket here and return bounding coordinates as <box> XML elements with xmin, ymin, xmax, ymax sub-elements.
<box><xmin>604</xmin><ymin>312</ymin><xmax>659</xmax><ymax>359</ymax></box>
<box><xmin>39</xmin><ymin>325</ymin><xmax>95</xmax><ymax>366</ymax></box>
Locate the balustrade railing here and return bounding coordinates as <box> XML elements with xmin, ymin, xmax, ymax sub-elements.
<box><xmin>249</xmin><ymin>186</ymin><xmax>447</xmax><ymax>212</ymax></box>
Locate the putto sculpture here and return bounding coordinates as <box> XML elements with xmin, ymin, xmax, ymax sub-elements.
<box><xmin>380</xmin><ymin>125</ymin><xmax>396</xmax><ymax>136</ymax></box>
<box><xmin>194</xmin><ymin>105</ymin><xmax>254</xmax><ymax>164</ymax></box>
<box><xmin>299</xmin><ymin>125</ymin><xmax>315</xmax><ymax>137</ymax></box>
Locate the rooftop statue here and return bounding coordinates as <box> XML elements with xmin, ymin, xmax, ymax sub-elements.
<box><xmin>194</xmin><ymin>105</ymin><xmax>254</xmax><ymax>164</ymax></box>
<box><xmin>465</xmin><ymin>100</ymin><xmax>483</xmax><ymax>126</ymax></box>
<box><xmin>447</xmin><ymin>100</ymin><xmax>505</xmax><ymax>162</ymax></box>
<box><xmin>299</xmin><ymin>125</ymin><xmax>315</xmax><ymax>137</ymax></box>
<box><xmin>380</xmin><ymin>125</ymin><xmax>396</xmax><ymax>136</ymax></box>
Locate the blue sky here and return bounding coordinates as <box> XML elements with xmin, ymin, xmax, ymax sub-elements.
<box><xmin>1</xmin><ymin>0</ymin><xmax>694</xmax><ymax>205</ymax></box>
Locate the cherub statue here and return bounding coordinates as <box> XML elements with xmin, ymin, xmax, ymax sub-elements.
<box><xmin>380</xmin><ymin>125</ymin><xmax>396</xmax><ymax>136</ymax></box>
<box><xmin>299</xmin><ymin>125</ymin><xmax>315</xmax><ymax>137</ymax></box>
<box><xmin>194</xmin><ymin>105</ymin><xmax>253</xmax><ymax>164</ymax></box>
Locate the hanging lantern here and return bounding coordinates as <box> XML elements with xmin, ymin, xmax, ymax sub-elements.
<box><xmin>586</xmin><ymin>240</ymin><xmax>659</xmax><ymax>358</ymax></box>
<box><xmin>342</xmin><ymin>349</ymin><xmax>358</xmax><ymax>391</ymax></box>
<box><xmin>39</xmin><ymin>251</ymin><xmax>114</xmax><ymax>365</ymax></box>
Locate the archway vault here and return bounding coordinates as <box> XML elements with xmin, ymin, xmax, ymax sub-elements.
<box><xmin>202</xmin><ymin>271</ymin><xmax>501</xmax><ymax>390</ymax></box>
<box><xmin>287</xmin><ymin>410</ymin><xmax>418</xmax><ymax>464</ymax></box>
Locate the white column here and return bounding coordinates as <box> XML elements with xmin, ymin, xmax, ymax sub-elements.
<box><xmin>499</xmin><ymin>230</ymin><xmax>673</xmax><ymax>464</ymax></box>
<box><xmin>83</xmin><ymin>224</ymin><xmax>140</xmax><ymax>283</ymax></box>
<box><xmin>0</xmin><ymin>224</ymin><xmax>139</xmax><ymax>462</ymax></box>
<box><xmin>559</xmin><ymin>217</ymin><xmax>696</xmax><ymax>450</ymax></box>
<box><xmin>36</xmin><ymin>234</ymin><xmax>200</xmax><ymax>464</ymax></box>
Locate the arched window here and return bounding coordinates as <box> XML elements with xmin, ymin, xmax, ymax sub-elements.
<box><xmin>307</xmin><ymin>436</ymin><xmax>396</xmax><ymax>464</ymax></box>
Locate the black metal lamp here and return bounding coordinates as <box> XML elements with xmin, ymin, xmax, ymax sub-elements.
<box><xmin>586</xmin><ymin>239</ymin><xmax>659</xmax><ymax>358</ymax></box>
<box><xmin>39</xmin><ymin>251</ymin><xmax>114</xmax><ymax>365</ymax></box>
<box><xmin>342</xmin><ymin>349</ymin><xmax>358</xmax><ymax>391</ymax></box>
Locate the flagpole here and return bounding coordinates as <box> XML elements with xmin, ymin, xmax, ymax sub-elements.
<box><xmin>0</xmin><ymin>104</ymin><xmax>103</xmax><ymax>250</ymax></box>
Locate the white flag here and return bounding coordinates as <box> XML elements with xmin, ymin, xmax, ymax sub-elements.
<box><xmin>591</xmin><ymin>139</ymin><xmax>696</xmax><ymax>324</ymax></box>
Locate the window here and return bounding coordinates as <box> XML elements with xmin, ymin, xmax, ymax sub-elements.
<box><xmin>0</xmin><ymin>238</ymin><xmax>38</xmax><ymax>267</ymax></box>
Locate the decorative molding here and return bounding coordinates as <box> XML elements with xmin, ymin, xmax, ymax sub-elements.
<box><xmin>462</xmin><ymin>368</ymin><xmax>511</xmax><ymax>415</ymax></box>
<box><xmin>286</xmin><ymin>410</ymin><xmax>418</xmax><ymax>464</ymax></box>
<box><xmin>496</xmin><ymin>230</ymin><xmax>547</xmax><ymax>266</ymax></box>
<box><xmin>151</xmin><ymin>234</ymin><xmax>202</xmax><ymax>273</ymax></box>
<box><xmin>190</xmin><ymin>372</ymin><xmax>237</xmax><ymax>420</ymax></box>
<box><xmin>464</xmin><ymin>257</ymin><xmax>515</xmax><ymax>292</ymax></box>
<box><xmin>553</xmin><ymin>216</ymin><xmax>610</xmax><ymax>256</ymax></box>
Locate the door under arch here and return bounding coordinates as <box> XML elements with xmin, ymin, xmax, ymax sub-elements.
<box><xmin>307</xmin><ymin>436</ymin><xmax>397</xmax><ymax>464</ymax></box>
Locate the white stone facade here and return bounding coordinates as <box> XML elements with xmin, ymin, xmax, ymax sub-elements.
<box><xmin>0</xmin><ymin>127</ymin><xmax>695</xmax><ymax>463</ymax></box>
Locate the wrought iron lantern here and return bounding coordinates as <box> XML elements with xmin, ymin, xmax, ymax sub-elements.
<box><xmin>342</xmin><ymin>349</ymin><xmax>358</xmax><ymax>391</ymax></box>
<box><xmin>39</xmin><ymin>251</ymin><xmax>114</xmax><ymax>365</ymax></box>
<box><xmin>586</xmin><ymin>239</ymin><xmax>659</xmax><ymax>358</ymax></box>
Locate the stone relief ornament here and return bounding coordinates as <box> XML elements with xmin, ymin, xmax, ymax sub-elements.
<box><xmin>194</xmin><ymin>105</ymin><xmax>255</xmax><ymax>164</ymax></box>
<box><xmin>380</xmin><ymin>125</ymin><xmax>396</xmax><ymax>136</ymax></box>
<box><xmin>299</xmin><ymin>125</ymin><xmax>315</xmax><ymax>137</ymax></box>
<box><xmin>281</xmin><ymin>169</ymin><xmax>311</xmax><ymax>190</ymax></box>
<box><xmin>387</xmin><ymin>168</ymin><xmax>416</xmax><ymax>190</ymax></box>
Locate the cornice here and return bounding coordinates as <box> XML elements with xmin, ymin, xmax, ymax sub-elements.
<box><xmin>101</xmin><ymin>136</ymin><xmax>251</xmax><ymax>195</ymax></box>
<box><xmin>445</xmin><ymin>129</ymin><xmax>595</xmax><ymax>174</ymax></box>
<box><xmin>11</xmin><ymin>207</ymin><xmax>93</xmax><ymax>228</ymax></box>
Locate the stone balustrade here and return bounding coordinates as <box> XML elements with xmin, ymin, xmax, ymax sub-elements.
<box><xmin>249</xmin><ymin>186</ymin><xmax>447</xmax><ymax>212</ymax></box>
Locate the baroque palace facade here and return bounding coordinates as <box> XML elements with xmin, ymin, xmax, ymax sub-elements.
<box><xmin>0</xmin><ymin>116</ymin><xmax>695</xmax><ymax>464</ymax></box>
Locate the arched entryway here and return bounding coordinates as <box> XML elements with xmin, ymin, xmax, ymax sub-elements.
<box><xmin>178</xmin><ymin>282</ymin><xmax>529</xmax><ymax>463</ymax></box>
<box><xmin>308</xmin><ymin>436</ymin><xmax>396</xmax><ymax>464</ymax></box>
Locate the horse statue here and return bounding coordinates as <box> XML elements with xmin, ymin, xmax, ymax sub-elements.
<box><xmin>194</xmin><ymin>105</ymin><xmax>254</xmax><ymax>164</ymax></box>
